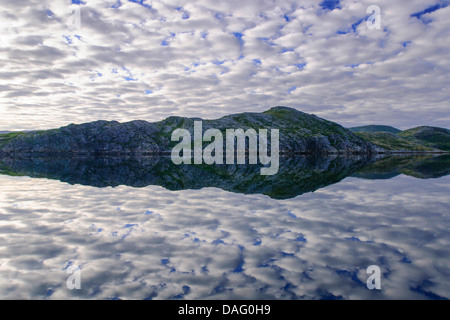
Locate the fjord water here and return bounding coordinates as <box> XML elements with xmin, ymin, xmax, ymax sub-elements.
<box><xmin>0</xmin><ymin>155</ymin><xmax>449</xmax><ymax>299</ymax></box>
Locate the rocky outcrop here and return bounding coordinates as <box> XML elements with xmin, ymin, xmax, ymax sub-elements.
<box><xmin>0</xmin><ymin>107</ymin><xmax>382</xmax><ymax>155</ymax></box>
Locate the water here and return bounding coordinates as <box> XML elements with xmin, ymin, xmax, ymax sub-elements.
<box><xmin>0</xmin><ymin>155</ymin><xmax>449</xmax><ymax>299</ymax></box>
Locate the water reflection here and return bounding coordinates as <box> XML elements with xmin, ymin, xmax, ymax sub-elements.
<box><xmin>0</xmin><ymin>155</ymin><xmax>449</xmax><ymax>299</ymax></box>
<box><xmin>1</xmin><ymin>154</ymin><xmax>449</xmax><ymax>198</ymax></box>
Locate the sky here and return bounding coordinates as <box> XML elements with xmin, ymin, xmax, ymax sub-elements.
<box><xmin>0</xmin><ymin>0</ymin><xmax>449</xmax><ymax>131</ymax></box>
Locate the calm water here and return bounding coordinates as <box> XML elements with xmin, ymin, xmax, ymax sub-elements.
<box><xmin>0</xmin><ymin>155</ymin><xmax>449</xmax><ymax>299</ymax></box>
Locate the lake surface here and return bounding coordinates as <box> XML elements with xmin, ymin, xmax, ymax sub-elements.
<box><xmin>0</xmin><ymin>155</ymin><xmax>449</xmax><ymax>299</ymax></box>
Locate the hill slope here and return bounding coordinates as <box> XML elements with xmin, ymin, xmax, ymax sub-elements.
<box><xmin>398</xmin><ymin>126</ymin><xmax>450</xmax><ymax>151</ymax></box>
<box><xmin>349</xmin><ymin>125</ymin><xmax>401</xmax><ymax>134</ymax></box>
<box><xmin>0</xmin><ymin>107</ymin><xmax>380</xmax><ymax>155</ymax></box>
<box><xmin>353</xmin><ymin>132</ymin><xmax>436</xmax><ymax>152</ymax></box>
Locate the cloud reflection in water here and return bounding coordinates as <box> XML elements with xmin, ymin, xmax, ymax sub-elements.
<box><xmin>0</xmin><ymin>157</ymin><xmax>449</xmax><ymax>299</ymax></box>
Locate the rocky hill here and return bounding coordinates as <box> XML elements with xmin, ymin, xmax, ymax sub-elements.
<box><xmin>1</xmin><ymin>107</ymin><xmax>448</xmax><ymax>155</ymax></box>
<box><xmin>0</xmin><ymin>107</ymin><xmax>381</xmax><ymax>155</ymax></box>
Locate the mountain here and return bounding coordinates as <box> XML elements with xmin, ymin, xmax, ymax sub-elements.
<box><xmin>0</xmin><ymin>107</ymin><xmax>380</xmax><ymax>155</ymax></box>
<box><xmin>349</xmin><ymin>125</ymin><xmax>401</xmax><ymax>134</ymax></box>
<box><xmin>398</xmin><ymin>126</ymin><xmax>450</xmax><ymax>151</ymax></box>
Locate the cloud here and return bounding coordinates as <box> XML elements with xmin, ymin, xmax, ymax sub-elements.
<box><xmin>0</xmin><ymin>0</ymin><xmax>449</xmax><ymax>131</ymax></box>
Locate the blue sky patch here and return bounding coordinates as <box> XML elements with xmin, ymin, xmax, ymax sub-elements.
<box><xmin>233</xmin><ymin>32</ymin><xmax>244</xmax><ymax>47</ymax></box>
<box><xmin>295</xmin><ymin>235</ymin><xmax>307</xmax><ymax>242</ymax></box>
<box><xmin>62</xmin><ymin>36</ymin><xmax>72</xmax><ymax>45</ymax></box>
<box><xmin>352</xmin><ymin>18</ymin><xmax>365</xmax><ymax>32</ymax></box>
<box><xmin>212</xmin><ymin>239</ymin><xmax>225</xmax><ymax>245</ymax></box>
<box><xmin>345</xmin><ymin>236</ymin><xmax>362</xmax><ymax>242</ymax></box>
<box><xmin>337</xmin><ymin>16</ymin><xmax>366</xmax><ymax>34</ymax></box>
<box><xmin>258</xmin><ymin>37</ymin><xmax>276</xmax><ymax>46</ymax></box>
<box><xmin>215</xmin><ymin>13</ymin><xmax>224</xmax><ymax>20</ymax></box>
<box><xmin>110</xmin><ymin>0</ymin><xmax>122</xmax><ymax>9</ymax></box>
<box><xmin>411</xmin><ymin>2</ymin><xmax>449</xmax><ymax>24</ymax></box>
<box><xmin>233</xmin><ymin>246</ymin><xmax>245</xmax><ymax>273</ymax></box>
<box><xmin>175</xmin><ymin>7</ymin><xmax>190</xmax><ymax>20</ymax></box>
<box><xmin>320</xmin><ymin>0</ymin><xmax>341</xmax><ymax>11</ymax></box>
<box><xmin>401</xmin><ymin>256</ymin><xmax>412</xmax><ymax>264</ymax></box>
<box><xmin>128</xmin><ymin>0</ymin><xmax>152</xmax><ymax>9</ymax></box>
<box><xmin>172</xmin><ymin>286</ymin><xmax>190</xmax><ymax>299</ymax></box>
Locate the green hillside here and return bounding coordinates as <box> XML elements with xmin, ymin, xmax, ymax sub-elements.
<box><xmin>399</xmin><ymin>126</ymin><xmax>450</xmax><ymax>151</ymax></box>
<box><xmin>349</xmin><ymin>125</ymin><xmax>401</xmax><ymax>134</ymax></box>
<box><xmin>353</xmin><ymin>132</ymin><xmax>435</xmax><ymax>151</ymax></box>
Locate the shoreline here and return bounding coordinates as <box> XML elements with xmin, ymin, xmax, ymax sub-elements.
<box><xmin>0</xmin><ymin>150</ymin><xmax>448</xmax><ymax>158</ymax></box>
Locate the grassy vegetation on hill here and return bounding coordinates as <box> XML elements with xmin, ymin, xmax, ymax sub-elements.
<box><xmin>354</xmin><ymin>132</ymin><xmax>434</xmax><ymax>151</ymax></box>
<box><xmin>349</xmin><ymin>125</ymin><xmax>401</xmax><ymax>134</ymax></box>
<box><xmin>399</xmin><ymin>126</ymin><xmax>450</xmax><ymax>151</ymax></box>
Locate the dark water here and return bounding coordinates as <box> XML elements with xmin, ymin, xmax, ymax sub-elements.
<box><xmin>0</xmin><ymin>155</ymin><xmax>449</xmax><ymax>299</ymax></box>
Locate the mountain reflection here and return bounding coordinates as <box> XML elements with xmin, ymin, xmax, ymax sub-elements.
<box><xmin>0</xmin><ymin>154</ymin><xmax>448</xmax><ymax>199</ymax></box>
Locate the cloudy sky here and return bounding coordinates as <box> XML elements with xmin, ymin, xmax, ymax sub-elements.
<box><xmin>0</xmin><ymin>0</ymin><xmax>449</xmax><ymax>131</ymax></box>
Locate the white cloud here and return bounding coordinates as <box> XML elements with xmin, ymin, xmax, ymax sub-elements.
<box><xmin>0</xmin><ymin>0</ymin><xmax>449</xmax><ymax>131</ymax></box>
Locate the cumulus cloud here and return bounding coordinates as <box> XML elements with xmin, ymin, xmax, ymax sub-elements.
<box><xmin>0</xmin><ymin>0</ymin><xmax>449</xmax><ymax>131</ymax></box>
